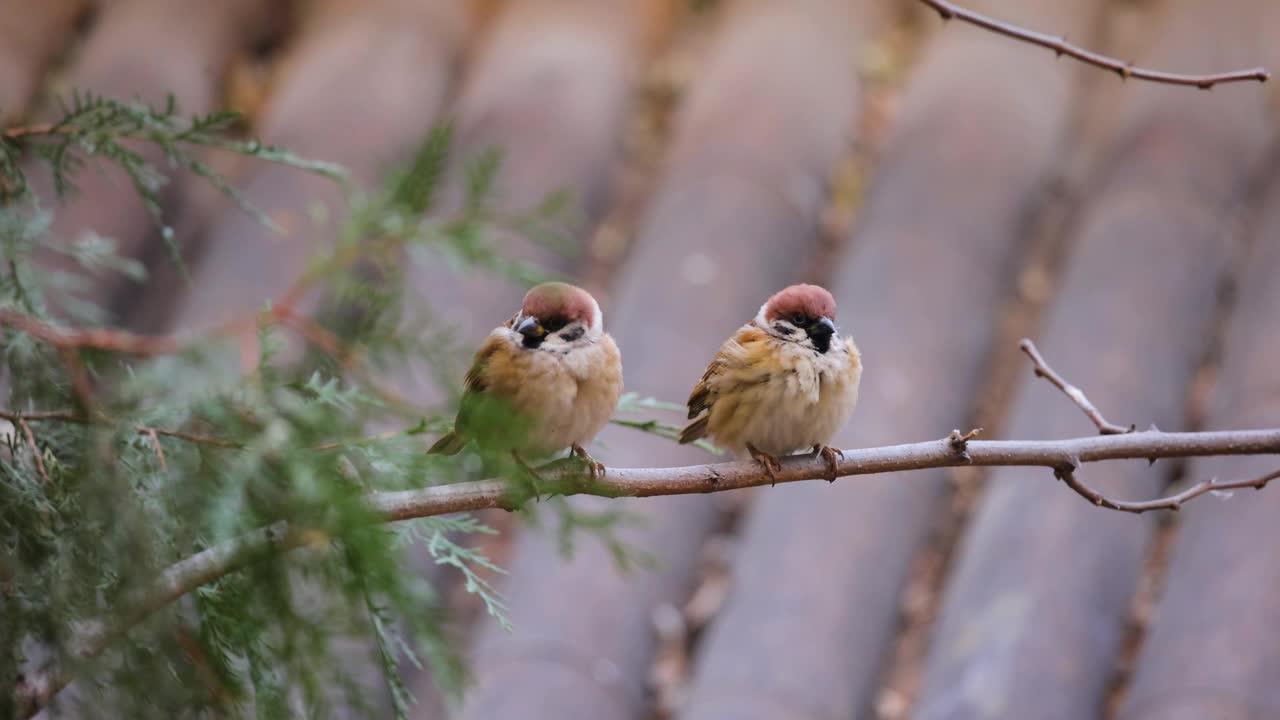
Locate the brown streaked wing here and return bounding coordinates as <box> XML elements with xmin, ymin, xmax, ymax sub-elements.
<box><xmin>685</xmin><ymin>325</ymin><xmax>770</xmax><ymax>419</ymax></box>
<box><xmin>454</xmin><ymin>334</ymin><xmax>513</xmax><ymax>439</ymax></box>
<box><xmin>678</xmin><ymin>414</ymin><xmax>710</xmax><ymax>444</ymax></box>
<box><xmin>686</xmin><ymin>358</ymin><xmax>725</xmax><ymax>419</ymax></box>
<box><xmin>462</xmin><ymin>333</ymin><xmax>507</xmax><ymax>394</ymax></box>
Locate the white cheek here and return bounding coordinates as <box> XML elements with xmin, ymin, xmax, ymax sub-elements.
<box><xmin>590</xmin><ymin>301</ymin><xmax>603</xmax><ymax>333</ymax></box>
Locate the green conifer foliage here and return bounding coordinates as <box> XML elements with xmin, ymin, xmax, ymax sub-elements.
<box><xmin>1</xmin><ymin>95</ymin><xmax>683</xmax><ymax>719</ymax></box>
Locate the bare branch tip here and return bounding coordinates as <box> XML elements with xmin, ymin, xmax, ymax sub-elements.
<box><xmin>913</xmin><ymin>0</ymin><xmax>1268</xmax><ymax>90</ymax></box>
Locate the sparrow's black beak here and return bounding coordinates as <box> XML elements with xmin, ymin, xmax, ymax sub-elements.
<box><xmin>807</xmin><ymin>316</ymin><xmax>835</xmax><ymax>354</ymax></box>
<box><xmin>808</xmin><ymin>316</ymin><xmax>836</xmax><ymax>338</ymax></box>
<box><xmin>516</xmin><ymin>316</ymin><xmax>546</xmax><ymax>347</ymax></box>
<box><xmin>516</xmin><ymin>316</ymin><xmax>544</xmax><ymax>338</ymax></box>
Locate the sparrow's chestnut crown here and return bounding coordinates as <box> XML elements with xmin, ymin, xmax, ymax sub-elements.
<box><xmin>520</xmin><ymin>282</ymin><xmax>598</xmax><ymax>329</ymax></box>
<box><xmin>764</xmin><ymin>284</ymin><xmax>837</xmax><ymax>324</ymax></box>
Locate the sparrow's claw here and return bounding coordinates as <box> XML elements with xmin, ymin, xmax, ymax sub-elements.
<box><xmin>746</xmin><ymin>443</ymin><xmax>783</xmax><ymax>486</ymax></box>
<box><xmin>510</xmin><ymin>451</ymin><xmax>545</xmax><ymax>501</ymax></box>
<box><xmin>570</xmin><ymin>443</ymin><xmax>606</xmax><ymax>484</ymax></box>
<box><xmin>814</xmin><ymin>444</ymin><xmax>844</xmax><ymax>483</ymax></box>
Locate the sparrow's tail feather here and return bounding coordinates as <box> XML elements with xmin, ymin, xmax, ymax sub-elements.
<box><xmin>428</xmin><ymin>431</ymin><xmax>468</xmax><ymax>456</ymax></box>
<box><xmin>678</xmin><ymin>416</ymin><xmax>709</xmax><ymax>445</ymax></box>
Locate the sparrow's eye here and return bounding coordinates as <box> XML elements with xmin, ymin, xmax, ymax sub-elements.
<box><xmin>541</xmin><ymin>316</ymin><xmax>568</xmax><ymax>333</ymax></box>
<box><xmin>791</xmin><ymin>313</ymin><xmax>807</xmax><ymax>325</ymax></box>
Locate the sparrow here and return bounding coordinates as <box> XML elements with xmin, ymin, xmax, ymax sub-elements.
<box><xmin>428</xmin><ymin>282</ymin><xmax>624</xmax><ymax>486</ymax></box>
<box><xmin>678</xmin><ymin>283</ymin><xmax>861</xmax><ymax>484</ymax></box>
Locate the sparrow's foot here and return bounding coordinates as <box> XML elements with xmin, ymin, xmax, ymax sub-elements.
<box><xmin>814</xmin><ymin>444</ymin><xmax>844</xmax><ymax>483</ymax></box>
<box><xmin>570</xmin><ymin>443</ymin><xmax>606</xmax><ymax>484</ymax></box>
<box><xmin>510</xmin><ymin>451</ymin><xmax>545</xmax><ymax>501</ymax></box>
<box><xmin>746</xmin><ymin>443</ymin><xmax>783</xmax><ymax>486</ymax></box>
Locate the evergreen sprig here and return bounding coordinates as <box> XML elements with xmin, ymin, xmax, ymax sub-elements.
<box><xmin>1</xmin><ymin>95</ymin><xmax>687</xmax><ymax>718</ymax></box>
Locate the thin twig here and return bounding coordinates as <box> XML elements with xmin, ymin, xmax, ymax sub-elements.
<box><xmin>0</xmin><ymin>410</ymin><xmax>80</xmax><ymax>421</ymax></box>
<box><xmin>145</xmin><ymin>427</ymin><xmax>241</xmax><ymax>449</ymax></box>
<box><xmin>0</xmin><ymin>221</ymin><xmax>417</xmax><ymax>359</ymax></box>
<box><xmin>1</xmin><ymin>123</ymin><xmax>61</xmax><ymax>140</ymax></box>
<box><xmin>1054</xmin><ymin>465</ymin><xmax>1280</xmax><ymax>514</ymax></box>
<box><xmin>0</xmin><ymin>309</ymin><xmax>185</xmax><ymax>355</ymax></box>
<box><xmin>276</xmin><ymin>312</ymin><xmax>359</xmax><ymax>370</ymax></box>
<box><xmin>175</xmin><ymin>627</ymin><xmax>232</xmax><ymax>705</ymax></box>
<box><xmin>1020</xmin><ymin>339</ymin><xmax>1135</xmax><ymax>434</ymax></box>
<box><xmin>0</xmin><ymin>407</ymin><xmax>408</xmax><ymax>452</ymax></box>
<box><xmin>915</xmin><ymin>0</ymin><xmax>1269</xmax><ymax>88</ymax></box>
<box><xmin>0</xmin><ymin>410</ymin><xmax>242</xmax><ymax>450</ymax></box>
<box><xmin>57</xmin><ymin>347</ymin><xmax>96</xmax><ymax>417</ymax></box>
<box><xmin>1</xmin><ymin>302</ymin><xmax>413</xmax><ymax>433</ymax></box>
<box><xmin>145</xmin><ymin>429</ymin><xmax>167</xmax><ymax>471</ymax></box>
<box><xmin>312</xmin><ymin>430</ymin><xmax>402</xmax><ymax>452</ymax></box>
<box><xmin>16</xmin><ymin>417</ymin><xmax>51</xmax><ymax>485</ymax></box>
<box><xmin>0</xmin><ymin>307</ymin><xmax>390</xmax><ymax>407</ymax></box>
<box><xmin>0</xmin><ymin>306</ymin><xmax>319</xmax><ymax>358</ymax></box>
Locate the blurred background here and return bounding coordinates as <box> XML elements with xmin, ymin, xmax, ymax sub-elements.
<box><xmin>5</xmin><ymin>0</ymin><xmax>1280</xmax><ymax>718</ymax></box>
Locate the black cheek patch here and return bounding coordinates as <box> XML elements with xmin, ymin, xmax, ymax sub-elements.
<box><xmin>772</xmin><ymin>322</ymin><xmax>795</xmax><ymax>335</ymax></box>
<box><xmin>812</xmin><ymin>334</ymin><xmax>831</xmax><ymax>354</ymax></box>
<box><xmin>559</xmin><ymin>326</ymin><xmax>585</xmax><ymax>343</ymax></box>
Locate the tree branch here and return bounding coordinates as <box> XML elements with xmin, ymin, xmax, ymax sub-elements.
<box><xmin>369</xmin><ymin>429</ymin><xmax>1280</xmax><ymax>515</ymax></box>
<box><xmin>0</xmin><ymin>302</ymin><xmax>344</xmax><ymax>357</ymax></box>
<box><xmin>0</xmin><ymin>410</ymin><xmax>242</xmax><ymax>450</ymax></box>
<box><xmin>1019</xmin><ymin>339</ymin><xmax>1135</xmax><ymax>434</ymax></box>
<box><xmin>915</xmin><ymin>0</ymin><xmax>1269</xmax><ymax>88</ymax></box>
<box><xmin>17</xmin><ymin>425</ymin><xmax>1280</xmax><ymax>716</ymax></box>
<box><xmin>0</xmin><ymin>308</ymin><xmax>185</xmax><ymax>355</ymax></box>
<box><xmin>0</xmin><ymin>305</ymin><xmax>400</xmax><ymax>409</ymax></box>
<box><xmin>1054</xmin><ymin>464</ymin><xmax>1280</xmax><ymax>514</ymax></box>
<box><xmin>1</xmin><ymin>122</ymin><xmax>63</xmax><ymax>140</ymax></box>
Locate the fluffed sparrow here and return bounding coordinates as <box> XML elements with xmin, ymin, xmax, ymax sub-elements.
<box><xmin>679</xmin><ymin>283</ymin><xmax>861</xmax><ymax>484</ymax></box>
<box><xmin>428</xmin><ymin>282</ymin><xmax>624</xmax><ymax>483</ymax></box>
